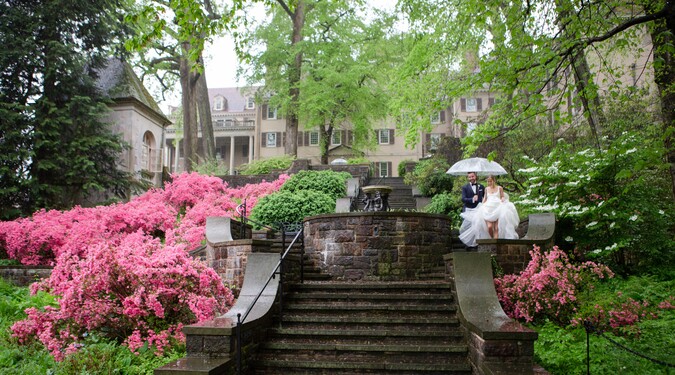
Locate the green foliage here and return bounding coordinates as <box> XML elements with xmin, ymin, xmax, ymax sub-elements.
<box><xmin>397</xmin><ymin>160</ymin><xmax>413</xmax><ymax>178</ymax></box>
<box><xmin>529</xmin><ymin>274</ymin><xmax>675</xmax><ymax>374</ymax></box>
<box><xmin>237</xmin><ymin>1</ymin><xmax>398</xmax><ymax>155</ymax></box>
<box><xmin>347</xmin><ymin>157</ymin><xmax>370</xmax><ymax>165</ymax></box>
<box><xmin>517</xmin><ymin>131</ymin><xmax>675</xmax><ymax>274</ymax></box>
<box><xmin>250</xmin><ymin>190</ymin><xmax>335</xmax><ymax>227</ymax></box>
<box><xmin>236</xmin><ymin>155</ymin><xmax>294</xmax><ymax>175</ymax></box>
<box><xmin>0</xmin><ymin>278</ymin><xmax>184</xmax><ymax>374</ymax></box>
<box><xmin>424</xmin><ymin>192</ymin><xmax>462</xmax><ymax>225</ymax></box>
<box><xmin>192</xmin><ymin>158</ymin><xmax>228</xmax><ymax>176</ymax></box>
<box><xmin>404</xmin><ymin>158</ymin><xmax>453</xmax><ymax>196</ymax></box>
<box><xmin>280</xmin><ymin>170</ymin><xmax>351</xmax><ymax>200</ymax></box>
<box><xmin>0</xmin><ymin>0</ymin><xmax>132</xmax><ymax>218</ymax></box>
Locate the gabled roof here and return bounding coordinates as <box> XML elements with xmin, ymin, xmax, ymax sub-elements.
<box><xmin>208</xmin><ymin>87</ymin><xmax>258</xmax><ymax>113</ymax></box>
<box><xmin>96</xmin><ymin>57</ymin><xmax>170</xmax><ymax>125</ymax></box>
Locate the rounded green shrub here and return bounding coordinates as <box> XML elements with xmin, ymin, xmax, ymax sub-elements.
<box><xmin>236</xmin><ymin>155</ymin><xmax>294</xmax><ymax>175</ymax></box>
<box><xmin>250</xmin><ymin>190</ymin><xmax>335</xmax><ymax>226</ymax></box>
<box><xmin>280</xmin><ymin>170</ymin><xmax>351</xmax><ymax>199</ymax></box>
<box><xmin>404</xmin><ymin>158</ymin><xmax>453</xmax><ymax>196</ymax></box>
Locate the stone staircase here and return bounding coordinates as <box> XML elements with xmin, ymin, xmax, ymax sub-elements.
<box><xmin>250</xmin><ymin>281</ymin><xmax>471</xmax><ymax>374</ymax></box>
<box><xmin>355</xmin><ymin>177</ymin><xmax>416</xmax><ymax>211</ymax></box>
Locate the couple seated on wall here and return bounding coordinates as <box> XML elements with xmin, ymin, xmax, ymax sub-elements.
<box><xmin>459</xmin><ymin>172</ymin><xmax>519</xmax><ymax>248</ymax></box>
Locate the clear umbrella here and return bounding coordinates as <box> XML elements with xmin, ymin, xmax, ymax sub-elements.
<box><xmin>446</xmin><ymin>157</ymin><xmax>507</xmax><ymax>176</ymax></box>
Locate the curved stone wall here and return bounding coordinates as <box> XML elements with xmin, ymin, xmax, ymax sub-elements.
<box><xmin>303</xmin><ymin>212</ymin><xmax>452</xmax><ymax>281</ymax></box>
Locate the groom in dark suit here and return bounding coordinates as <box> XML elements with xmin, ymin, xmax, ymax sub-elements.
<box><xmin>461</xmin><ymin>172</ymin><xmax>484</xmax><ymax>212</ymax></box>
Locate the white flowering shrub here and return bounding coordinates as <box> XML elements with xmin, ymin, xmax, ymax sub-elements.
<box><xmin>516</xmin><ymin>132</ymin><xmax>674</xmax><ymax>274</ymax></box>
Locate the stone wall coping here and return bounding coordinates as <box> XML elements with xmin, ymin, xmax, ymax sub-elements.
<box><xmin>452</xmin><ymin>252</ymin><xmax>537</xmax><ymax>341</ymax></box>
<box><xmin>476</xmin><ymin>238</ymin><xmax>550</xmax><ymax>246</ymax></box>
<box><xmin>304</xmin><ymin>211</ymin><xmax>450</xmax><ymax>221</ymax></box>
<box><xmin>207</xmin><ymin>239</ymin><xmax>274</xmax><ymax>247</ymax></box>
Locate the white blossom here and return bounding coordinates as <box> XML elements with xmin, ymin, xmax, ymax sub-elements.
<box><xmin>586</xmin><ymin>221</ymin><xmax>598</xmax><ymax>228</ymax></box>
<box><xmin>629</xmin><ymin>215</ymin><xmax>638</xmax><ymax>221</ymax></box>
<box><xmin>565</xmin><ymin>236</ymin><xmax>573</xmax><ymax>242</ymax></box>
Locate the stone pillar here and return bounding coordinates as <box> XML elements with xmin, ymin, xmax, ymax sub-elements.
<box><xmin>229</xmin><ymin>136</ymin><xmax>235</xmax><ymax>175</ymax></box>
<box><xmin>248</xmin><ymin>135</ymin><xmax>254</xmax><ymax>164</ymax></box>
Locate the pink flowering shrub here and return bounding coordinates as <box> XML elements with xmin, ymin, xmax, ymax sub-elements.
<box><xmin>1</xmin><ymin>172</ymin><xmax>289</xmax><ymax>360</ymax></box>
<box><xmin>11</xmin><ymin>232</ymin><xmax>234</xmax><ymax>360</ymax></box>
<box><xmin>494</xmin><ymin>245</ymin><xmax>614</xmax><ymax>325</ymax></box>
<box><xmin>0</xmin><ymin>173</ymin><xmax>289</xmax><ymax>265</ymax></box>
<box><xmin>572</xmin><ymin>295</ymin><xmax>674</xmax><ymax>338</ymax></box>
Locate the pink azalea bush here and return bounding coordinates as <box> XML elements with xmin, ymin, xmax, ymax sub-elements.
<box><xmin>571</xmin><ymin>294</ymin><xmax>674</xmax><ymax>338</ymax></box>
<box><xmin>1</xmin><ymin>172</ymin><xmax>289</xmax><ymax>360</ymax></box>
<box><xmin>494</xmin><ymin>245</ymin><xmax>614</xmax><ymax>325</ymax></box>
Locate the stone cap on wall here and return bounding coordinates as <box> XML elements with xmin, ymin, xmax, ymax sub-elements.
<box><xmin>452</xmin><ymin>252</ymin><xmax>537</xmax><ymax>341</ymax></box>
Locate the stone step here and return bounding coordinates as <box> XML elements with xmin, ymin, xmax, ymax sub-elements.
<box><xmin>253</xmin><ymin>360</ymin><xmax>471</xmax><ymax>375</ymax></box>
<box><xmin>283</xmin><ymin>302</ymin><xmax>457</xmax><ymax>312</ymax></box>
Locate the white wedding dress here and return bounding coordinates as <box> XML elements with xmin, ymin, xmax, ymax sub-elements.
<box><xmin>459</xmin><ymin>189</ymin><xmax>519</xmax><ymax>247</ymax></box>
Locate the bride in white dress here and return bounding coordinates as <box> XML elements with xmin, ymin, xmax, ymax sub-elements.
<box><xmin>459</xmin><ymin>175</ymin><xmax>519</xmax><ymax>247</ymax></box>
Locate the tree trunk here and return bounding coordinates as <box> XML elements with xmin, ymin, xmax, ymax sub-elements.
<box><xmin>648</xmin><ymin>2</ymin><xmax>675</xmax><ymax>201</ymax></box>
<box><xmin>319</xmin><ymin>125</ymin><xmax>332</xmax><ymax>165</ymax></box>
<box><xmin>196</xmin><ymin>65</ymin><xmax>215</xmax><ymax>161</ymax></box>
<box><xmin>285</xmin><ymin>0</ymin><xmax>307</xmax><ymax>157</ymax></box>
<box><xmin>555</xmin><ymin>0</ymin><xmax>605</xmax><ymax>149</ymax></box>
<box><xmin>180</xmin><ymin>54</ymin><xmax>198</xmax><ymax>172</ymax></box>
<box><xmin>569</xmin><ymin>49</ymin><xmax>605</xmax><ymax>149</ymax></box>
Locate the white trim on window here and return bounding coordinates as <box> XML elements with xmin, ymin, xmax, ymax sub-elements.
<box><xmin>331</xmin><ymin>130</ymin><xmax>342</xmax><ymax>146</ymax></box>
<box><xmin>430</xmin><ymin>134</ymin><xmax>441</xmax><ymax>149</ymax></box>
<box><xmin>466</xmin><ymin>98</ymin><xmax>477</xmax><ymax>112</ymax></box>
<box><xmin>309</xmin><ymin>131</ymin><xmax>319</xmax><ymax>146</ymax></box>
<box><xmin>378</xmin><ymin>162</ymin><xmax>389</xmax><ymax>178</ymax></box>
<box><xmin>246</xmin><ymin>97</ymin><xmax>255</xmax><ymax>109</ymax></box>
<box><xmin>431</xmin><ymin>111</ymin><xmax>441</xmax><ymax>124</ymax></box>
<box><xmin>267</xmin><ymin>106</ymin><xmax>277</xmax><ymax>120</ymax></box>
<box><xmin>266</xmin><ymin>132</ymin><xmax>277</xmax><ymax>147</ymax></box>
<box><xmin>378</xmin><ymin>129</ymin><xmax>390</xmax><ymax>145</ymax></box>
<box><xmin>214</xmin><ymin>96</ymin><xmax>224</xmax><ymax>111</ymax></box>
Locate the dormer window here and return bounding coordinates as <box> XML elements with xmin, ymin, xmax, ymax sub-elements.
<box><xmin>214</xmin><ymin>96</ymin><xmax>226</xmax><ymax>111</ymax></box>
<box><xmin>246</xmin><ymin>97</ymin><xmax>255</xmax><ymax>109</ymax></box>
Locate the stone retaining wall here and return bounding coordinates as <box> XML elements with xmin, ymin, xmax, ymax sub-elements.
<box><xmin>0</xmin><ymin>266</ymin><xmax>52</xmax><ymax>286</ymax></box>
<box><xmin>304</xmin><ymin>212</ymin><xmax>452</xmax><ymax>281</ymax></box>
<box><xmin>206</xmin><ymin>239</ymin><xmax>273</xmax><ymax>292</ymax></box>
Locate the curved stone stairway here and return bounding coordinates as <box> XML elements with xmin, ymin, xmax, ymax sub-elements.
<box><xmin>250</xmin><ymin>281</ymin><xmax>471</xmax><ymax>375</ymax></box>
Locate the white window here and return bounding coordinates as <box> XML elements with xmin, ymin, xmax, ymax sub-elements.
<box><xmin>378</xmin><ymin>129</ymin><xmax>390</xmax><ymax>145</ymax></box>
<box><xmin>267</xmin><ymin>106</ymin><xmax>277</xmax><ymax>120</ymax></box>
<box><xmin>466</xmin><ymin>98</ymin><xmax>477</xmax><ymax>112</ymax></box>
<box><xmin>225</xmin><ymin>119</ymin><xmax>233</xmax><ymax>126</ymax></box>
<box><xmin>430</xmin><ymin>134</ymin><xmax>441</xmax><ymax>150</ymax></box>
<box><xmin>244</xmin><ymin>120</ymin><xmax>254</xmax><ymax>127</ymax></box>
<box><xmin>266</xmin><ymin>132</ymin><xmax>277</xmax><ymax>147</ymax></box>
<box><xmin>246</xmin><ymin>97</ymin><xmax>255</xmax><ymax>109</ymax></box>
<box><xmin>331</xmin><ymin>130</ymin><xmax>342</xmax><ymax>146</ymax></box>
<box><xmin>214</xmin><ymin>96</ymin><xmax>224</xmax><ymax>111</ymax></box>
<box><xmin>215</xmin><ymin>119</ymin><xmax>224</xmax><ymax>127</ymax></box>
<box><xmin>309</xmin><ymin>131</ymin><xmax>319</xmax><ymax>146</ymax></box>
<box><xmin>431</xmin><ymin>111</ymin><xmax>441</xmax><ymax>124</ymax></box>
<box><xmin>467</xmin><ymin>122</ymin><xmax>477</xmax><ymax>133</ymax></box>
<box><xmin>378</xmin><ymin>162</ymin><xmax>389</xmax><ymax>177</ymax></box>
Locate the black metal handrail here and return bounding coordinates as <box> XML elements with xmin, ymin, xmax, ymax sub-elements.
<box><xmin>235</xmin><ymin>227</ymin><xmax>303</xmax><ymax>375</ymax></box>
<box><xmin>236</xmin><ymin>199</ymin><xmax>277</xmax><ymax>238</ymax></box>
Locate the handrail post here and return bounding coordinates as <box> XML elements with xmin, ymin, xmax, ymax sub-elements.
<box><xmin>278</xmin><ymin>249</ymin><xmax>284</xmax><ymax>326</ymax></box>
<box><xmin>236</xmin><ymin>313</ymin><xmax>242</xmax><ymax>375</ymax></box>
<box><xmin>300</xmin><ymin>227</ymin><xmax>305</xmax><ymax>284</ymax></box>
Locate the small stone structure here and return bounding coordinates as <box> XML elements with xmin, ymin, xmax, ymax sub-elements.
<box><xmin>449</xmin><ymin>252</ymin><xmax>539</xmax><ymax>374</ymax></box>
<box><xmin>477</xmin><ymin>213</ymin><xmax>556</xmax><ymax>274</ymax></box>
<box><xmin>303</xmin><ymin>211</ymin><xmax>452</xmax><ymax>280</ymax></box>
<box><xmin>204</xmin><ymin>217</ymin><xmax>272</xmax><ymax>292</ymax></box>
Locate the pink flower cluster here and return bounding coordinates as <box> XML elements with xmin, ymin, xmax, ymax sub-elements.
<box><xmin>494</xmin><ymin>245</ymin><xmax>614</xmax><ymax>324</ymax></box>
<box><xmin>2</xmin><ymin>172</ymin><xmax>289</xmax><ymax>360</ymax></box>
<box><xmin>573</xmin><ymin>295</ymin><xmax>673</xmax><ymax>338</ymax></box>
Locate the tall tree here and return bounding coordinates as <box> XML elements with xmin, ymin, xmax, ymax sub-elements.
<box><xmin>395</xmin><ymin>0</ymin><xmax>675</xmax><ymax>196</ymax></box>
<box><xmin>238</xmin><ymin>0</ymin><xmax>399</xmax><ymax>161</ymax></box>
<box><xmin>126</xmin><ymin>0</ymin><xmax>239</xmax><ymax>171</ymax></box>
<box><xmin>0</xmin><ymin>0</ymin><xmax>131</xmax><ymax>218</ymax></box>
